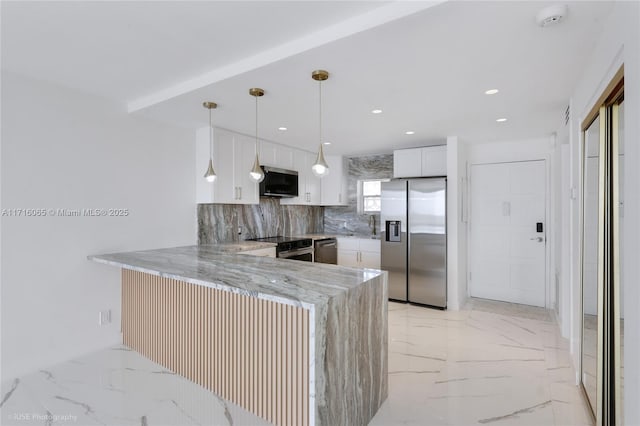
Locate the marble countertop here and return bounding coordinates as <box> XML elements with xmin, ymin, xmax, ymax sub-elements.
<box><xmin>291</xmin><ymin>233</ymin><xmax>381</xmax><ymax>241</ymax></box>
<box><xmin>290</xmin><ymin>234</ymin><xmax>338</xmax><ymax>241</ymax></box>
<box><xmin>89</xmin><ymin>245</ymin><xmax>383</xmax><ymax>309</ymax></box>
<box><xmin>204</xmin><ymin>241</ymin><xmax>277</xmax><ymax>253</ymax></box>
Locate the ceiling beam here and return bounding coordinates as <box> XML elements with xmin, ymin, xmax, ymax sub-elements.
<box><xmin>126</xmin><ymin>0</ymin><xmax>446</xmax><ymax>113</ymax></box>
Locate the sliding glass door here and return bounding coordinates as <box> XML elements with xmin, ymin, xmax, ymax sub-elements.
<box><xmin>580</xmin><ymin>72</ymin><xmax>623</xmax><ymax>425</ymax></box>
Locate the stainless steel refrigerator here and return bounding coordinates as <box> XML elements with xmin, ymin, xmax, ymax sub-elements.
<box><xmin>381</xmin><ymin>178</ymin><xmax>447</xmax><ymax>308</ymax></box>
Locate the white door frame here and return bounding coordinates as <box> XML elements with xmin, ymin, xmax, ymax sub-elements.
<box><xmin>467</xmin><ymin>157</ymin><xmax>553</xmax><ymax>309</ymax></box>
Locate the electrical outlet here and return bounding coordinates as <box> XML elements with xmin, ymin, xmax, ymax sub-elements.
<box><xmin>238</xmin><ymin>226</ymin><xmax>242</xmax><ymax>235</ymax></box>
<box><xmin>98</xmin><ymin>309</ymin><xmax>111</xmax><ymax>326</ymax></box>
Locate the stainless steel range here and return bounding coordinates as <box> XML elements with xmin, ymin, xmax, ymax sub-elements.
<box><xmin>250</xmin><ymin>236</ymin><xmax>313</xmax><ymax>261</ymax></box>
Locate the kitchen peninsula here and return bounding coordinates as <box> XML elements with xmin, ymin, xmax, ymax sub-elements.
<box><xmin>89</xmin><ymin>245</ymin><xmax>388</xmax><ymax>426</ymax></box>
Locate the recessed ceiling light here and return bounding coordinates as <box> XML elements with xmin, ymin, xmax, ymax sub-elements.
<box><xmin>278</xmin><ymin>127</ymin><xmax>287</xmax><ymax>131</ymax></box>
<box><xmin>485</xmin><ymin>89</ymin><xmax>499</xmax><ymax>95</ymax></box>
<box><xmin>405</xmin><ymin>131</ymin><xmax>415</xmax><ymax>135</ymax></box>
<box><xmin>371</xmin><ymin>109</ymin><xmax>383</xmax><ymax>114</ymax></box>
<box><xmin>323</xmin><ymin>142</ymin><xmax>331</xmax><ymax>145</ymax></box>
<box><xmin>496</xmin><ymin>118</ymin><xmax>507</xmax><ymax>122</ymax></box>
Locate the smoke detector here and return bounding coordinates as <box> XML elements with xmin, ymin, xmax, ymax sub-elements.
<box><xmin>536</xmin><ymin>4</ymin><xmax>568</xmax><ymax>27</ymax></box>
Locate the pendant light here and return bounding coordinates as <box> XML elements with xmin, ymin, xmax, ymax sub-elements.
<box><xmin>249</xmin><ymin>88</ymin><xmax>265</xmax><ymax>183</ymax></box>
<box><xmin>203</xmin><ymin>101</ymin><xmax>218</xmax><ymax>182</ymax></box>
<box><xmin>311</xmin><ymin>69</ymin><xmax>330</xmax><ymax>178</ymax></box>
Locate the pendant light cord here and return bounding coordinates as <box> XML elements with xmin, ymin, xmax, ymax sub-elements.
<box><xmin>209</xmin><ymin>108</ymin><xmax>213</xmax><ymax>160</ymax></box>
<box><xmin>255</xmin><ymin>94</ymin><xmax>259</xmax><ymax>152</ymax></box>
<box><xmin>319</xmin><ymin>80</ymin><xmax>323</xmax><ymax>144</ymax></box>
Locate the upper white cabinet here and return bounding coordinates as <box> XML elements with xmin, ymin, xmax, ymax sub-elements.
<box><xmin>321</xmin><ymin>155</ymin><xmax>348</xmax><ymax>206</ymax></box>
<box><xmin>281</xmin><ymin>150</ymin><xmax>322</xmax><ymax>205</ymax></box>
<box><xmin>196</xmin><ymin>127</ymin><xmax>258</xmax><ymax>205</ymax></box>
<box><xmin>259</xmin><ymin>141</ymin><xmax>294</xmax><ymax>170</ymax></box>
<box><xmin>421</xmin><ymin>145</ymin><xmax>447</xmax><ymax>176</ymax></box>
<box><xmin>393</xmin><ymin>148</ymin><xmax>422</xmax><ymax>178</ymax></box>
<box><xmin>393</xmin><ymin>145</ymin><xmax>447</xmax><ymax>178</ymax></box>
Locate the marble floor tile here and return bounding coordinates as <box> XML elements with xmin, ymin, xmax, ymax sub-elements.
<box><xmin>371</xmin><ymin>298</ymin><xmax>592</xmax><ymax>426</ymax></box>
<box><xmin>0</xmin><ymin>346</ymin><xmax>269</xmax><ymax>426</ymax></box>
<box><xmin>2</xmin><ymin>297</ymin><xmax>590</xmax><ymax>426</ymax></box>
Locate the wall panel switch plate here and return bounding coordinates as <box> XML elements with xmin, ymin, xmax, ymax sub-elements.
<box><xmin>99</xmin><ymin>309</ymin><xmax>112</xmax><ymax>326</ymax></box>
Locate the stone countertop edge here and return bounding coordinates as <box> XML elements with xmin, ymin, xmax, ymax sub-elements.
<box><xmin>291</xmin><ymin>234</ymin><xmax>381</xmax><ymax>241</ymax></box>
<box><xmin>87</xmin><ymin>246</ymin><xmax>384</xmax><ymax>311</ymax></box>
<box><xmin>204</xmin><ymin>241</ymin><xmax>277</xmax><ymax>252</ymax></box>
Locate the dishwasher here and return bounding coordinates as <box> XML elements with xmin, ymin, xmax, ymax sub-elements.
<box><xmin>314</xmin><ymin>238</ymin><xmax>337</xmax><ymax>264</ymax></box>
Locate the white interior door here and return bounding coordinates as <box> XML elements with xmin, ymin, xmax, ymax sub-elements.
<box><xmin>469</xmin><ymin>160</ymin><xmax>547</xmax><ymax>307</ymax></box>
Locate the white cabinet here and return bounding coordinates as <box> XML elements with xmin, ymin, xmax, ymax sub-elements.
<box><xmin>259</xmin><ymin>141</ymin><xmax>294</xmax><ymax>170</ymax></box>
<box><xmin>281</xmin><ymin>150</ymin><xmax>322</xmax><ymax>205</ymax></box>
<box><xmin>259</xmin><ymin>141</ymin><xmax>277</xmax><ymax>167</ymax></box>
<box><xmin>393</xmin><ymin>148</ymin><xmax>422</xmax><ymax>178</ymax></box>
<box><xmin>321</xmin><ymin>155</ymin><xmax>348</xmax><ymax>206</ymax></box>
<box><xmin>393</xmin><ymin>145</ymin><xmax>447</xmax><ymax>178</ymax></box>
<box><xmin>337</xmin><ymin>237</ymin><xmax>380</xmax><ymax>269</ymax></box>
<box><xmin>421</xmin><ymin>145</ymin><xmax>447</xmax><ymax>176</ymax></box>
<box><xmin>196</xmin><ymin>127</ymin><xmax>258</xmax><ymax>204</ymax></box>
<box><xmin>274</xmin><ymin>145</ymin><xmax>294</xmax><ymax>170</ymax></box>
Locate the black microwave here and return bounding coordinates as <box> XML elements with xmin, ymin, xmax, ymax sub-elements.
<box><xmin>259</xmin><ymin>166</ymin><xmax>299</xmax><ymax>198</ymax></box>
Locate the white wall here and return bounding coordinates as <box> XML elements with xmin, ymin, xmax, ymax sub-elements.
<box><xmin>446</xmin><ymin>136</ymin><xmax>467</xmax><ymax>310</ymax></box>
<box><xmin>1</xmin><ymin>72</ymin><xmax>196</xmax><ymax>378</ymax></box>
<box><xmin>566</xmin><ymin>2</ymin><xmax>639</xmax><ymax>422</ymax></box>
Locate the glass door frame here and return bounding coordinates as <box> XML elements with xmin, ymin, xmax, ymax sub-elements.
<box><xmin>580</xmin><ymin>65</ymin><xmax>624</xmax><ymax>426</ymax></box>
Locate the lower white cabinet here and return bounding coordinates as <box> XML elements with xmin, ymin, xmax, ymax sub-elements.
<box><xmin>337</xmin><ymin>237</ymin><xmax>380</xmax><ymax>269</ymax></box>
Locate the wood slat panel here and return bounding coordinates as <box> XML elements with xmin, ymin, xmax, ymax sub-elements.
<box><xmin>121</xmin><ymin>270</ymin><xmax>309</xmax><ymax>426</ymax></box>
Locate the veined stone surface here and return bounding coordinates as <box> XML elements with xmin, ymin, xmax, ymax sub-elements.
<box><xmin>324</xmin><ymin>154</ymin><xmax>393</xmax><ymax>238</ymax></box>
<box><xmin>198</xmin><ymin>198</ymin><xmax>324</xmax><ymax>244</ymax></box>
<box><xmin>89</xmin><ymin>246</ymin><xmax>388</xmax><ymax>425</ymax></box>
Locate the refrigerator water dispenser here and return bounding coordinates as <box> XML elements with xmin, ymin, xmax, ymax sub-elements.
<box><xmin>386</xmin><ymin>221</ymin><xmax>402</xmax><ymax>242</ymax></box>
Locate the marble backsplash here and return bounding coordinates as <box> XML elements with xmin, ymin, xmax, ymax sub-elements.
<box><xmin>198</xmin><ymin>198</ymin><xmax>324</xmax><ymax>244</ymax></box>
<box><xmin>324</xmin><ymin>154</ymin><xmax>394</xmax><ymax>238</ymax></box>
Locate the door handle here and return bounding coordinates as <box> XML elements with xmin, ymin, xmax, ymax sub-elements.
<box><xmin>530</xmin><ymin>237</ymin><xmax>544</xmax><ymax>242</ymax></box>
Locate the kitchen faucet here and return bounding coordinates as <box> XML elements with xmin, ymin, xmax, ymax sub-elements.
<box><xmin>369</xmin><ymin>215</ymin><xmax>376</xmax><ymax>236</ymax></box>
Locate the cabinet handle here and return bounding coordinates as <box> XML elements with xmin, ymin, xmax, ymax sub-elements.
<box><xmin>339</xmin><ymin>193</ymin><xmax>342</xmax><ymax>203</ymax></box>
<box><xmin>235</xmin><ymin>187</ymin><xmax>239</xmax><ymax>200</ymax></box>
<box><xmin>239</xmin><ymin>187</ymin><xmax>242</xmax><ymax>200</ymax></box>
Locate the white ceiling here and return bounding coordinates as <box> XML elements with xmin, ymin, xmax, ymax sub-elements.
<box><xmin>2</xmin><ymin>1</ymin><xmax>613</xmax><ymax>156</ymax></box>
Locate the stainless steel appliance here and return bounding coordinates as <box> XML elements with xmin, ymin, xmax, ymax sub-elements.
<box><xmin>314</xmin><ymin>238</ymin><xmax>337</xmax><ymax>264</ymax></box>
<box><xmin>381</xmin><ymin>178</ymin><xmax>447</xmax><ymax>308</ymax></box>
<box><xmin>251</xmin><ymin>236</ymin><xmax>313</xmax><ymax>261</ymax></box>
<box><xmin>259</xmin><ymin>166</ymin><xmax>298</xmax><ymax>198</ymax></box>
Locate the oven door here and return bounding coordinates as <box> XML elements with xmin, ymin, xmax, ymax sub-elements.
<box><xmin>278</xmin><ymin>247</ymin><xmax>314</xmax><ymax>262</ymax></box>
